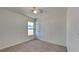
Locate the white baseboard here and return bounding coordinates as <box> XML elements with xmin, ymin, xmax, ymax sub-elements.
<box><xmin>39</xmin><ymin>39</ymin><xmax>66</xmax><ymax>47</ymax></box>
<box><xmin>0</xmin><ymin>39</ymin><xmax>33</xmax><ymax>50</ymax></box>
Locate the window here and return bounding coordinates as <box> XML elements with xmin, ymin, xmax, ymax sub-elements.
<box><xmin>28</xmin><ymin>21</ymin><xmax>34</xmax><ymax>36</ymax></box>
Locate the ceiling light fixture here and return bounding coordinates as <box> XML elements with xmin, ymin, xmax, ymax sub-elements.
<box><xmin>32</xmin><ymin>7</ymin><xmax>38</xmax><ymax>14</ymax></box>
<box><xmin>32</xmin><ymin>7</ymin><xmax>43</xmax><ymax>14</ymax></box>
<box><xmin>33</xmin><ymin>10</ymin><xmax>38</xmax><ymax>14</ymax></box>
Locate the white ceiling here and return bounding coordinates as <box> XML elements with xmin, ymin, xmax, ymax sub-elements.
<box><xmin>2</xmin><ymin>7</ymin><xmax>67</xmax><ymax>18</ymax></box>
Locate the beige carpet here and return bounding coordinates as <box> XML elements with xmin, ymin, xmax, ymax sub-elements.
<box><xmin>0</xmin><ymin>39</ymin><xmax>67</xmax><ymax>52</ymax></box>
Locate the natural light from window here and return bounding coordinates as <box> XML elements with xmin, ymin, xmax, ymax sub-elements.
<box><xmin>28</xmin><ymin>21</ymin><xmax>34</xmax><ymax>36</ymax></box>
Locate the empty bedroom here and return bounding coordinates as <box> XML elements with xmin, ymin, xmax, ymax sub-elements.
<box><xmin>0</xmin><ymin>7</ymin><xmax>79</xmax><ymax>52</ymax></box>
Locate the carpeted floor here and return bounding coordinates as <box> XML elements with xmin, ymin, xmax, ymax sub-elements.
<box><xmin>0</xmin><ymin>39</ymin><xmax>67</xmax><ymax>52</ymax></box>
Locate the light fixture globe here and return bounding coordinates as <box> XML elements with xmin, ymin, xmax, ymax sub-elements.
<box><xmin>33</xmin><ymin>10</ymin><xmax>38</xmax><ymax>14</ymax></box>
<box><xmin>32</xmin><ymin>7</ymin><xmax>43</xmax><ymax>14</ymax></box>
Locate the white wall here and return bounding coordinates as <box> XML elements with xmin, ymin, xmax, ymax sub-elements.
<box><xmin>0</xmin><ymin>8</ymin><xmax>32</xmax><ymax>49</ymax></box>
<box><xmin>36</xmin><ymin>8</ymin><xmax>67</xmax><ymax>46</ymax></box>
<box><xmin>67</xmin><ymin>8</ymin><xmax>79</xmax><ymax>51</ymax></box>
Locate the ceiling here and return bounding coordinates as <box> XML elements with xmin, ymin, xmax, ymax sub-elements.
<box><xmin>2</xmin><ymin>7</ymin><xmax>67</xmax><ymax>18</ymax></box>
<box><xmin>2</xmin><ymin>7</ymin><xmax>45</xmax><ymax>18</ymax></box>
